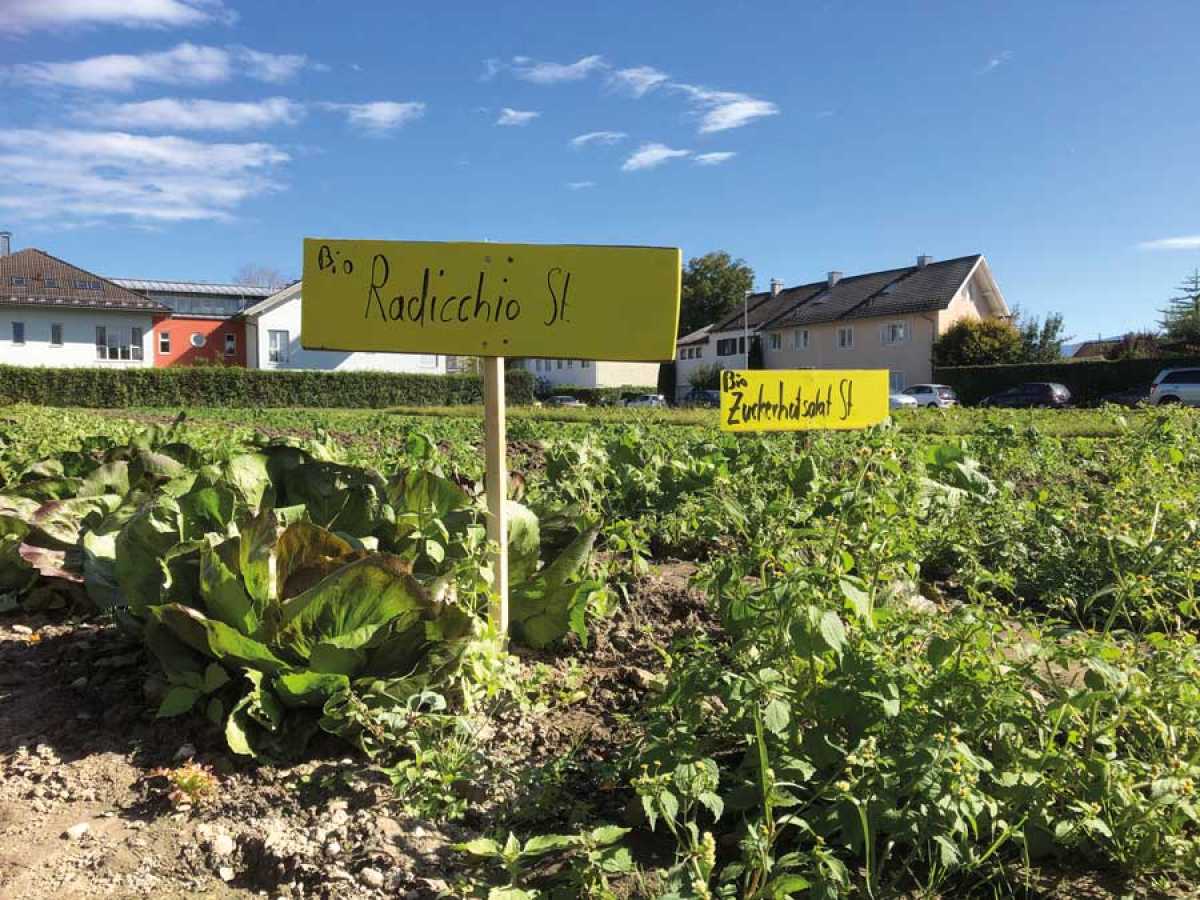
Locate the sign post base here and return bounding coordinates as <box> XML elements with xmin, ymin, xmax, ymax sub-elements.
<box><xmin>482</xmin><ymin>356</ymin><xmax>509</xmax><ymax>634</ymax></box>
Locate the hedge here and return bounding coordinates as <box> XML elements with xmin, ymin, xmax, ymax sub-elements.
<box><xmin>0</xmin><ymin>364</ymin><xmax>535</xmax><ymax>409</ymax></box>
<box><xmin>530</xmin><ymin>383</ymin><xmax>660</xmax><ymax>406</ymax></box>
<box><xmin>933</xmin><ymin>356</ymin><xmax>1200</xmax><ymax>406</ymax></box>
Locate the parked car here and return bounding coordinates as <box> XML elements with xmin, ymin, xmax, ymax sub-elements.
<box><xmin>902</xmin><ymin>384</ymin><xmax>959</xmax><ymax>408</ymax></box>
<box><xmin>545</xmin><ymin>395</ymin><xmax>586</xmax><ymax>408</ymax></box>
<box><xmin>1100</xmin><ymin>385</ymin><xmax>1151</xmax><ymax>407</ymax></box>
<box><xmin>1149</xmin><ymin>368</ymin><xmax>1200</xmax><ymax>405</ymax></box>
<box><xmin>980</xmin><ymin>382</ymin><xmax>1072</xmax><ymax>408</ymax></box>
<box><xmin>624</xmin><ymin>393</ymin><xmax>667</xmax><ymax>408</ymax></box>
<box><xmin>683</xmin><ymin>388</ymin><xmax>720</xmax><ymax>407</ymax></box>
<box><xmin>889</xmin><ymin>392</ymin><xmax>919</xmax><ymax>410</ymax></box>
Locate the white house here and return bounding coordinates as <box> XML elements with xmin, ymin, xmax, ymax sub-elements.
<box><xmin>674</xmin><ymin>255</ymin><xmax>1011</xmax><ymax>400</ymax></box>
<box><xmin>242</xmin><ymin>282</ymin><xmax>448</xmax><ymax>373</ymax></box>
<box><xmin>0</xmin><ymin>241</ymin><xmax>165</xmax><ymax>368</ymax></box>
<box><xmin>518</xmin><ymin>358</ymin><xmax>662</xmax><ymax>392</ymax></box>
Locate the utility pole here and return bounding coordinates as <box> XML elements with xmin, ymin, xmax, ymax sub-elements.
<box><xmin>743</xmin><ymin>289</ymin><xmax>752</xmax><ymax>369</ymax></box>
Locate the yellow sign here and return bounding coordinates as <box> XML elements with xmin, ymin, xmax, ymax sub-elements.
<box><xmin>300</xmin><ymin>239</ymin><xmax>681</xmax><ymax>360</ymax></box>
<box><xmin>719</xmin><ymin>369</ymin><xmax>890</xmax><ymax>432</ymax></box>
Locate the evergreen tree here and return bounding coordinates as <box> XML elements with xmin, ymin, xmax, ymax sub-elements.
<box><xmin>1160</xmin><ymin>269</ymin><xmax>1200</xmax><ymax>343</ymax></box>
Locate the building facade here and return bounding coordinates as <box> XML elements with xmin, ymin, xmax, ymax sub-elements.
<box><xmin>0</xmin><ymin>245</ymin><xmax>166</xmax><ymax>368</ymax></box>
<box><xmin>674</xmin><ymin>255</ymin><xmax>1010</xmax><ymax>400</ymax></box>
<box><xmin>520</xmin><ymin>358</ymin><xmax>662</xmax><ymax>391</ymax></box>
<box><xmin>243</xmin><ymin>283</ymin><xmax>448</xmax><ymax>373</ymax></box>
<box><xmin>111</xmin><ymin>278</ymin><xmax>275</xmax><ymax>368</ymax></box>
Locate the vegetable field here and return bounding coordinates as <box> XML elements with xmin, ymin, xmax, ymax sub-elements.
<box><xmin>2</xmin><ymin>403</ymin><xmax>1199</xmax><ymax>899</ymax></box>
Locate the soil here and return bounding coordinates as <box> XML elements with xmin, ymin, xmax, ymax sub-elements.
<box><xmin>0</xmin><ymin>563</ymin><xmax>712</xmax><ymax>900</ymax></box>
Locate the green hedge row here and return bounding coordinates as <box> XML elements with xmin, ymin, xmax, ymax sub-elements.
<box><xmin>0</xmin><ymin>365</ymin><xmax>536</xmax><ymax>409</ymax></box>
<box><xmin>933</xmin><ymin>356</ymin><xmax>1200</xmax><ymax>405</ymax></box>
<box><xmin>531</xmin><ymin>383</ymin><xmax>659</xmax><ymax>406</ymax></box>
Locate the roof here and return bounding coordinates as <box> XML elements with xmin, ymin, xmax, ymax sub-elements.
<box><xmin>242</xmin><ymin>281</ymin><xmax>301</xmax><ymax>319</ymax></box>
<box><xmin>1071</xmin><ymin>339</ymin><xmax>1119</xmax><ymax>358</ymax></box>
<box><xmin>711</xmin><ymin>255</ymin><xmax>987</xmax><ymax>333</ymax></box>
<box><xmin>111</xmin><ymin>278</ymin><xmax>276</xmax><ymax>298</ymax></box>
<box><xmin>0</xmin><ymin>248</ymin><xmax>168</xmax><ymax>313</ymax></box>
<box><xmin>676</xmin><ymin>324</ymin><xmax>712</xmax><ymax>346</ymax></box>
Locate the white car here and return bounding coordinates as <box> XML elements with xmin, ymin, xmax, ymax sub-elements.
<box><xmin>544</xmin><ymin>395</ymin><xmax>586</xmax><ymax>408</ymax></box>
<box><xmin>1149</xmin><ymin>368</ymin><xmax>1200</xmax><ymax>405</ymax></box>
<box><xmin>624</xmin><ymin>393</ymin><xmax>667</xmax><ymax>408</ymax></box>
<box><xmin>902</xmin><ymin>384</ymin><xmax>959</xmax><ymax>408</ymax></box>
<box><xmin>889</xmin><ymin>392</ymin><xmax>919</xmax><ymax>410</ymax></box>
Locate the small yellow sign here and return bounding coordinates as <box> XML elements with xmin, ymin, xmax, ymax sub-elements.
<box><xmin>300</xmin><ymin>238</ymin><xmax>680</xmax><ymax>360</ymax></box>
<box><xmin>719</xmin><ymin>369</ymin><xmax>890</xmax><ymax>432</ymax></box>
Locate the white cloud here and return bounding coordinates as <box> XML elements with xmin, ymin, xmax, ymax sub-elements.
<box><xmin>86</xmin><ymin>97</ymin><xmax>304</xmax><ymax>131</ymax></box>
<box><xmin>672</xmin><ymin>83</ymin><xmax>780</xmax><ymax>133</ymax></box>
<box><xmin>511</xmin><ymin>54</ymin><xmax>606</xmax><ymax>84</ymax></box>
<box><xmin>621</xmin><ymin>142</ymin><xmax>691</xmax><ymax>171</ymax></box>
<box><xmin>233</xmin><ymin>46</ymin><xmax>308</xmax><ymax>83</ymax></box>
<box><xmin>0</xmin><ymin>129</ymin><xmax>287</xmax><ymax>224</ymax></box>
<box><xmin>609</xmin><ymin>65</ymin><xmax>669</xmax><ymax>97</ymax></box>
<box><xmin>7</xmin><ymin>43</ymin><xmax>309</xmax><ymax>92</ymax></box>
<box><xmin>567</xmin><ymin>181</ymin><xmax>596</xmax><ymax>190</ymax></box>
<box><xmin>0</xmin><ymin>0</ymin><xmax>234</xmax><ymax>33</ymax></box>
<box><xmin>1138</xmin><ymin>235</ymin><xmax>1200</xmax><ymax>251</ymax></box>
<box><xmin>322</xmin><ymin>101</ymin><xmax>426</xmax><ymax>133</ymax></box>
<box><xmin>979</xmin><ymin>50</ymin><xmax>1013</xmax><ymax>74</ymax></box>
<box><xmin>569</xmin><ymin>130</ymin><xmax>627</xmax><ymax>148</ymax></box>
<box><xmin>694</xmin><ymin>151</ymin><xmax>735</xmax><ymax>166</ymax></box>
<box><xmin>496</xmin><ymin>107</ymin><xmax>540</xmax><ymax>126</ymax></box>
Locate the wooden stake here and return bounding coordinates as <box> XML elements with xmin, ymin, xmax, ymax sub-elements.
<box><xmin>482</xmin><ymin>356</ymin><xmax>509</xmax><ymax>633</ymax></box>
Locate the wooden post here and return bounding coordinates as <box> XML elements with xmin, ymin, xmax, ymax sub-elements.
<box><xmin>482</xmin><ymin>356</ymin><xmax>509</xmax><ymax>633</ymax></box>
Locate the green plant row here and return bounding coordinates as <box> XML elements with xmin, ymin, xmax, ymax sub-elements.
<box><xmin>0</xmin><ymin>364</ymin><xmax>535</xmax><ymax>408</ymax></box>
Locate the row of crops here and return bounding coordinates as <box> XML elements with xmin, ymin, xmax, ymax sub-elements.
<box><xmin>2</xmin><ymin>404</ymin><xmax>1200</xmax><ymax>897</ymax></box>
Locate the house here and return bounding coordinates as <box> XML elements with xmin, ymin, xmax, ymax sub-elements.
<box><xmin>0</xmin><ymin>239</ymin><xmax>166</xmax><ymax>368</ymax></box>
<box><xmin>1069</xmin><ymin>338</ymin><xmax>1120</xmax><ymax>359</ymax></box>
<box><xmin>518</xmin><ymin>357</ymin><xmax>662</xmax><ymax>392</ymax></box>
<box><xmin>111</xmin><ymin>278</ymin><xmax>275</xmax><ymax>367</ymax></box>
<box><xmin>242</xmin><ymin>282</ymin><xmax>448</xmax><ymax>373</ymax></box>
<box><xmin>673</xmin><ymin>254</ymin><xmax>1010</xmax><ymax>399</ymax></box>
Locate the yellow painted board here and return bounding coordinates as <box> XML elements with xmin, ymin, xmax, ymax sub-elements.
<box><xmin>300</xmin><ymin>238</ymin><xmax>681</xmax><ymax>360</ymax></box>
<box><xmin>719</xmin><ymin>369</ymin><xmax>890</xmax><ymax>432</ymax></box>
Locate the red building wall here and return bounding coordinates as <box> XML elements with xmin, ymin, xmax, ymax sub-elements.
<box><xmin>152</xmin><ymin>317</ymin><xmax>247</xmax><ymax>368</ymax></box>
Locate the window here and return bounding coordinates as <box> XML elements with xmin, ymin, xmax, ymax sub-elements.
<box><xmin>10</xmin><ymin>276</ymin><xmax>27</xmax><ymax>287</ymax></box>
<box><xmin>94</xmin><ymin>325</ymin><xmax>141</xmax><ymax>360</ymax></box>
<box><xmin>793</xmin><ymin>329</ymin><xmax>809</xmax><ymax>350</ymax></box>
<box><xmin>268</xmin><ymin>329</ymin><xmax>289</xmax><ymax>364</ymax></box>
<box><xmin>73</xmin><ymin>279</ymin><xmax>101</xmax><ymax>290</ymax></box>
<box><xmin>50</xmin><ymin>323</ymin><xmax>62</xmax><ymax>347</ymax></box>
<box><xmin>889</xmin><ymin>371</ymin><xmax>905</xmax><ymax>391</ymax></box>
<box><xmin>768</xmin><ymin>332</ymin><xmax>781</xmax><ymax>351</ymax></box>
<box><xmin>567</xmin><ymin>359</ymin><xmax>574</xmax><ymax>368</ymax></box>
<box><xmin>224</xmin><ymin>333</ymin><xmax>236</xmax><ymax>356</ymax></box>
<box><xmin>11</xmin><ymin>322</ymin><xmax>25</xmax><ymax>345</ymax></box>
<box><xmin>881</xmin><ymin>321</ymin><xmax>909</xmax><ymax>345</ymax></box>
<box><xmin>837</xmin><ymin>326</ymin><xmax>854</xmax><ymax>349</ymax></box>
<box><xmin>1163</xmin><ymin>370</ymin><xmax>1200</xmax><ymax>384</ymax></box>
<box><xmin>556</xmin><ymin>360</ymin><xmax>563</xmax><ymax>369</ymax></box>
<box><xmin>581</xmin><ymin>359</ymin><xmax>591</xmax><ymax>368</ymax></box>
<box><xmin>44</xmin><ymin>278</ymin><xmax>59</xmax><ymax>289</ymax></box>
<box><xmin>159</xmin><ymin>331</ymin><xmax>171</xmax><ymax>354</ymax></box>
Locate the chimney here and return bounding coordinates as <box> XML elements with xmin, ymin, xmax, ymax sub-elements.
<box><xmin>769</xmin><ymin>278</ymin><xmax>784</xmax><ymax>297</ymax></box>
<box><xmin>827</xmin><ymin>270</ymin><xmax>842</xmax><ymax>288</ymax></box>
<box><xmin>0</xmin><ymin>232</ymin><xmax>10</xmax><ymax>257</ymax></box>
<box><xmin>917</xmin><ymin>254</ymin><xmax>932</xmax><ymax>268</ymax></box>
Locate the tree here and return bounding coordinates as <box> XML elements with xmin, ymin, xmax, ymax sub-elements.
<box><xmin>1014</xmin><ymin>309</ymin><xmax>1070</xmax><ymax>362</ymax></box>
<box><xmin>688</xmin><ymin>363</ymin><xmax>721</xmax><ymax>390</ymax></box>
<box><xmin>1105</xmin><ymin>331</ymin><xmax>1162</xmax><ymax>360</ymax></box>
<box><xmin>932</xmin><ymin>318</ymin><xmax>1023</xmax><ymax>367</ymax></box>
<box><xmin>678</xmin><ymin>251</ymin><xmax>755</xmax><ymax>337</ymax></box>
<box><xmin>1160</xmin><ymin>269</ymin><xmax>1200</xmax><ymax>344</ymax></box>
<box><xmin>234</xmin><ymin>263</ymin><xmax>290</xmax><ymax>290</ymax></box>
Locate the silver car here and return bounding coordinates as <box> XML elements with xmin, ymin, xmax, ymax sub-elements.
<box><xmin>1149</xmin><ymin>368</ymin><xmax>1200</xmax><ymax>405</ymax></box>
<box><xmin>625</xmin><ymin>393</ymin><xmax>667</xmax><ymax>408</ymax></box>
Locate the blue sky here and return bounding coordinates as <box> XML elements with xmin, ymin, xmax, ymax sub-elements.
<box><xmin>2</xmin><ymin>0</ymin><xmax>1199</xmax><ymax>339</ymax></box>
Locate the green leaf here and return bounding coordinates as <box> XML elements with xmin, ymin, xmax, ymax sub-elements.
<box><xmin>522</xmin><ymin>834</ymin><xmax>578</xmax><ymax>855</ymax></box>
<box><xmin>203</xmin><ymin>662</ymin><xmax>230</xmax><ymax>693</ymax></box>
<box><xmin>838</xmin><ymin>577</ymin><xmax>872</xmax><ymax>621</ymax></box>
<box><xmin>588</xmin><ymin>825</ymin><xmax>630</xmax><ymax>846</ymax></box>
<box><xmin>818</xmin><ymin>610</ymin><xmax>847</xmax><ymax>658</ymax></box>
<box><xmin>764</xmin><ymin>698</ymin><xmax>790</xmax><ymax>735</ymax></box>
<box><xmin>506</xmin><ymin>500</ymin><xmax>541</xmax><ymax>585</ymax></box>
<box><xmin>224</xmin><ymin>453</ymin><xmax>271</xmax><ymax>510</ymax></box>
<box><xmin>157</xmin><ymin>685</ymin><xmax>201</xmax><ymax>718</ymax></box>
<box><xmin>598</xmin><ymin>845</ymin><xmax>633</xmax><ymax>874</ymax></box>
<box><xmin>274</xmin><ymin>671</ymin><xmax>350</xmax><ymax>708</ymax></box>
<box><xmin>199</xmin><ymin>542</ymin><xmax>258</xmax><ymax>636</ymax></box>
<box><xmin>698</xmin><ymin>792</ymin><xmax>724</xmax><ymax>821</ymax></box>
<box><xmin>147</xmin><ymin>603</ymin><xmax>289</xmax><ymax>673</ymax></box>
<box><xmin>456</xmin><ymin>837</ymin><xmax>502</xmax><ymax>857</ymax></box>
<box><xmin>926</xmin><ymin>635</ymin><xmax>956</xmax><ymax>669</ymax></box>
<box><xmin>115</xmin><ymin>496</ymin><xmax>184</xmax><ymax>614</ymax></box>
<box><xmin>767</xmin><ymin>875</ymin><xmax>811</xmax><ymax>897</ymax></box>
